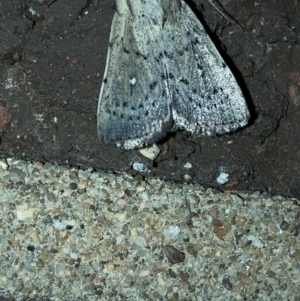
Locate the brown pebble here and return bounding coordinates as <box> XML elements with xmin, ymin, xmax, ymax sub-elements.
<box><xmin>280</xmin><ymin>220</ymin><xmax>290</xmax><ymax>230</ymax></box>
<box><xmin>212</xmin><ymin>218</ymin><xmax>223</xmax><ymax>227</ymax></box>
<box><xmin>0</xmin><ymin>106</ymin><xmax>10</xmax><ymax>137</ymax></box>
<box><xmin>164</xmin><ymin>245</ymin><xmax>185</xmax><ymax>264</ymax></box>
<box><xmin>222</xmin><ymin>278</ymin><xmax>233</xmax><ymax>290</ymax></box>
<box><xmin>69</xmin><ymin>171</ymin><xmax>78</xmax><ymax>180</ymax></box>
<box><xmin>213</xmin><ymin>226</ymin><xmax>226</xmax><ymax>239</ymax></box>
<box><xmin>134</xmin><ymin>174</ymin><xmax>144</xmax><ymax>182</ymax></box>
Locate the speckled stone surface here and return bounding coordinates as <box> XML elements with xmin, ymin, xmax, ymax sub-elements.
<box><xmin>0</xmin><ymin>158</ymin><xmax>299</xmax><ymax>301</ymax></box>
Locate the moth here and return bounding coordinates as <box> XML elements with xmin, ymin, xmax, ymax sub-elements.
<box><xmin>97</xmin><ymin>0</ymin><xmax>249</xmax><ymax>149</ymax></box>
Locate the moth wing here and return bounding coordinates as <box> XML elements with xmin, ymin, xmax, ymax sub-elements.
<box><xmin>165</xmin><ymin>1</ymin><xmax>250</xmax><ymax>136</ymax></box>
<box><xmin>97</xmin><ymin>7</ymin><xmax>172</xmax><ymax>149</ymax></box>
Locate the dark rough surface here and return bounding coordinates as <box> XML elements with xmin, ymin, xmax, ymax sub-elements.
<box><xmin>0</xmin><ymin>0</ymin><xmax>299</xmax><ymax>198</ymax></box>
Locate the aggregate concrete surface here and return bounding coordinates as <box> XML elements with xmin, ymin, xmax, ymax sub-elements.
<box><xmin>0</xmin><ymin>158</ymin><xmax>299</xmax><ymax>301</ymax></box>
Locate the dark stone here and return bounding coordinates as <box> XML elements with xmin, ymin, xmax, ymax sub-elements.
<box><xmin>280</xmin><ymin>220</ymin><xmax>290</xmax><ymax>230</ymax></box>
<box><xmin>222</xmin><ymin>278</ymin><xmax>233</xmax><ymax>290</ymax></box>
<box><xmin>164</xmin><ymin>245</ymin><xmax>185</xmax><ymax>264</ymax></box>
<box><xmin>27</xmin><ymin>245</ymin><xmax>35</xmax><ymax>252</ymax></box>
<box><xmin>0</xmin><ymin>0</ymin><xmax>299</xmax><ymax>198</ymax></box>
<box><xmin>69</xmin><ymin>182</ymin><xmax>78</xmax><ymax>190</ymax></box>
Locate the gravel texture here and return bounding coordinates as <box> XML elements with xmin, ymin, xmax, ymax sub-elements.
<box><xmin>0</xmin><ymin>158</ymin><xmax>299</xmax><ymax>301</ymax></box>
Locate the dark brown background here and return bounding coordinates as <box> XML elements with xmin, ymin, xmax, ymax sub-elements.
<box><xmin>0</xmin><ymin>0</ymin><xmax>299</xmax><ymax>198</ymax></box>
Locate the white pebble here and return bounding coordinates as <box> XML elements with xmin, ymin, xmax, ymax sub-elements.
<box><xmin>138</xmin><ymin>144</ymin><xmax>160</xmax><ymax>160</ymax></box>
<box><xmin>132</xmin><ymin>162</ymin><xmax>151</xmax><ymax>173</ymax></box>
<box><xmin>163</xmin><ymin>225</ymin><xmax>181</xmax><ymax>239</ymax></box>
<box><xmin>183</xmin><ymin>162</ymin><xmax>192</xmax><ymax>169</ymax></box>
<box><xmin>217</xmin><ymin>172</ymin><xmax>229</xmax><ymax>185</ymax></box>
<box><xmin>0</xmin><ymin>160</ymin><xmax>8</xmax><ymax>170</ymax></box>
